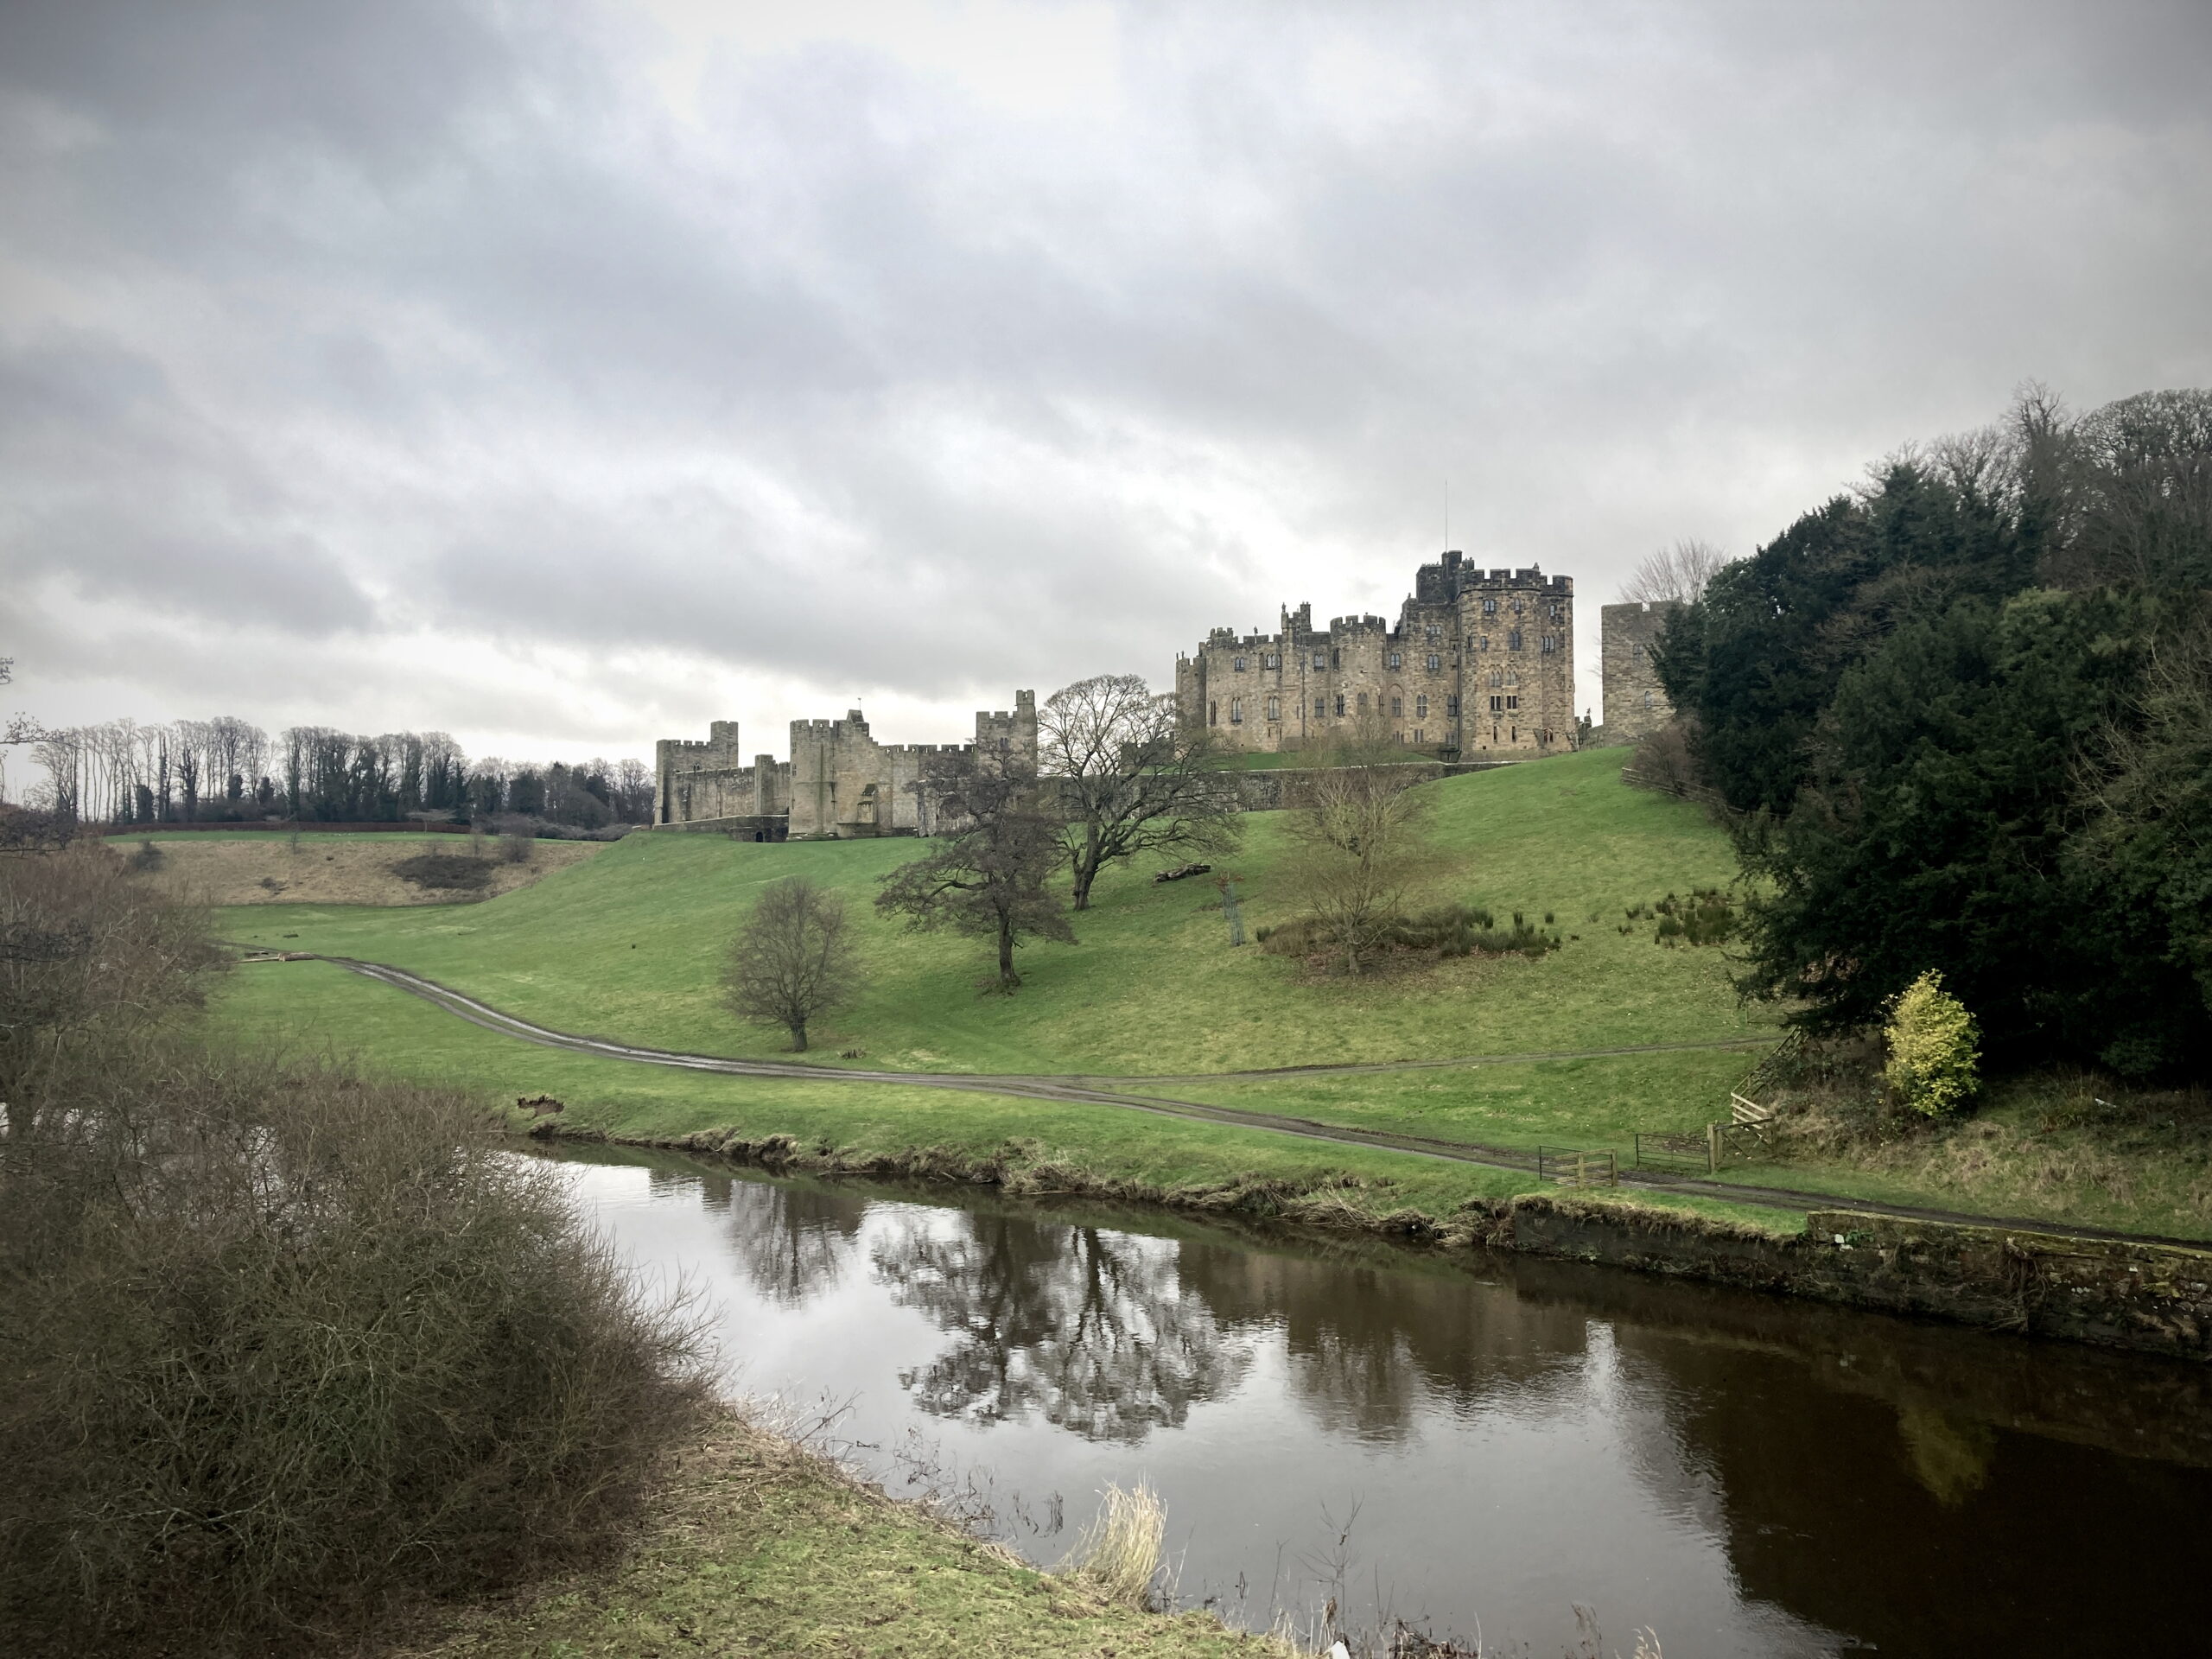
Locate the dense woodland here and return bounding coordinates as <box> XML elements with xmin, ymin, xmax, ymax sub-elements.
<box><xmin>16</xmin><ymin>719</ymin><xmax>654</xmax><ymax>830</ymax></box>
<box><xmin>1656</xmin><ymin>386</ymin><xmax>2212</xmax><ymax>1080</ymax></box>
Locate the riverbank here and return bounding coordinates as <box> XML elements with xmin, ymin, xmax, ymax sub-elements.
<box><xmin>393</xmin><ymin>1408</ymin><xmax>1275</xmax><ymax>1659</ymax></box>
<box><xmin>525</xmin><ymin>1116</ymin><xmax>2212</xmax><ymax>1362</ymax></box>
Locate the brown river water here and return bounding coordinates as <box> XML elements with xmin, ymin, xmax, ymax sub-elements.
<box><xmin>543</xmin><ymin>1143</ymin><xmax>2212</xmax><ymax>1657</ymax></box>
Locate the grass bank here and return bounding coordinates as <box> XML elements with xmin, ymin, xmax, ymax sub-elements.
<box><xmin>216</xmin><ymin>957</ymin><xmax>1799</xmax><ymax>1238</ymax></box>
<box><xmin>397</xmin><ymin>1410</ymin><xmax>1272</xmax><ymax>1659</ymax></box>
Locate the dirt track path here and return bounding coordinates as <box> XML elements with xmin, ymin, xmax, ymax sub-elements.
<box><xmin>283</xmin><ymin>954</ymin><xmax>2209</xmax><ymax>1247</ymax></box>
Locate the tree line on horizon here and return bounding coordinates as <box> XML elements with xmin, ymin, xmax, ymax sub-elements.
<box><xmin>1649</xmin><ymin>383</ymin><xmax>2211</xmax><ymax>1082</ymax></box>
<box><xmin>14</xmin><ymin>717</ymin><xmax>655</xmax><ymax>830</ymax></box>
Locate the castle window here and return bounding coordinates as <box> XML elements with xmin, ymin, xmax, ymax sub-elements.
<box><xmin>1426</xmin><ymin>652</ymin><xmax>1441</xmax><ymax>672</ymax></box>
<box><xmin>1332</xmin><ymin>649</ymin><xmax>1341</xmax><ymax>669</ymax></box>
<box><xmin>1415</xmin><ymin>694</ymin><xmax>1428</xmax><ymax>719</ymax></box>
<box><xmin>1446</xmin><ymin>695</ymin><xmax>1459</xmax><ymax>716</ymax></box>
<box><xmin>1483</xmin><ymin>598</ymin><xmax>1497</xmax><ymax>614</ymax></box>
<box><xmin>1314</xmin><ymin>696</ymin><xmax>1326</xmax><ymax>717</ymax></box>
<box><xmin>1233</xmin><ymin>655</ymin><xmax>1247</xmax><ymax>671</ymax></box>
<box><xmin>1541</xmin><ymin>634</ymin><xmax>1557</xmax><ymax>654</ymax></box>
<box><xmin>1630</xmin><ymin>642</ymin><xmax>1644</xmax><ymax>662</ymax></box>
<box><xmin>1266</xmin><ymin>696</ymin><xmax>1281</xmax><ymax>721</ymax></box>
<box><xmin>1489</xmin><ymin>668</ymin><xmax>1503</xmax><ymax>688</ymax></box>
<box><xmin>1264</xmin><ymin>653</ymin><xmax>1281</xmax><ymax>669</ymax></box>
<box><xmin>1208</xmin><ymin>701</ymin><xmax>1217</xmax><ymax>726</ymax></box>
<box><xmin>1413</xmin><ymin>728</ymin><xmax>1424</xmax><ymax>743</ymax></box>
<box><xmin>1551</xmin><ymin>602</ymin><xmax>1564</xmax><ymax>620</ymax></box>
<box><xmin>1399</xmin><ymin>733</ymin><xmax>1409</xmax><ymax>745</ymax></box>
<box><xmin>1475</xmin><ymin>634</ymin><xmax>1489</xmax><ymax>652</ymax></box>
<box><xmin>1642</xmin><ymin>690</ymin><xmax>1654</xmax><ymax>708</ymax></box>
<box><xmin>1230</xmin><ymin>697</ymin><xmax>1243</xmax><ymax>723</ymax></box>
<box><xmin>1386</xmin><ymin>651</ymin><xmax>1402</xmax><ymax>669</ymax></box>
<box><xmin>1505</xmin><ymin>695</ymin><xmax>1519</xmax><ymax>711</ymax></box>
<box><xmin>1426</xmin><ymin>626</ymin><xmax>1440</xmax><ymax>644</ymax></box>
<box><xmin>1390</xmin><ymin>695</ymin><xmax>1402</xmax><ymax>716</ymax></box>
<box><xmin>1334</xmin><ymin>695</ymin><xmax>1345</xmax><ymax>715</ymax></box>
<box><xmin>1489</xmin><ymin>695</ymin><xmax>1503</xmax><ymax>713</ymax></box>
<box><xmin>1357</xmin><ymin>691</ymin><xmax>1369</xmax><ymax>712</ymax></box>
<box><xmin>1508</xmin><ymin>630</ymin><xmax>1522</xmax><ymax>651</ymax></box>
<box><xmin>1313</xmin><ymin>651</ymin><xmax>1326</xmax><ymax>669</ymax></box>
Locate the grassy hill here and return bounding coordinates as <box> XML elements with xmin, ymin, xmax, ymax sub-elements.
<box><xmin>219</xmin><ymin>747</ymin><xmax>1767</xmax><ymax>1081</ymax></box>
<box><xmin>213</xmin><ymin>747</ymin><xmax>2212</xmax><ymax>1240</ymax></box>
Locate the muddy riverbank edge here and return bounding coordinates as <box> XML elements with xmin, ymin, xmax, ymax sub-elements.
<box><xmin>527</xmin><ymin>1119</ymin><xmax>2212</xmax><ymax>1362</ymax></box>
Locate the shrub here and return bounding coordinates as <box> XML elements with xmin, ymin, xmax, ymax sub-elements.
<box><xmin>0</xmin><ymin>847</ymin><xmax>704</xmax><ymax>1655</ymax></box>
<box><xmin>1649</xmin><ymin>887</ymin><xmax>1735</xmax><ymax>947</ymax></box>
<box><xmin>389</xmin><ymin>850</ymin><xmax>496</xmax><ymax>892</ymax></box>
<box><xmin>0</xmin><ymin>1056</ymin><xmax>706</xmax><ymax>1653</ymax></box>
<box><xmin>1257</xmin><ymin>902</ymin><xmax>1560</xmax><ymax>968</ymax></box>
<box><xmin>1884</xmin><ymin>969</ymin><xmax>1981</xmax><ymax>1116</ymax></box>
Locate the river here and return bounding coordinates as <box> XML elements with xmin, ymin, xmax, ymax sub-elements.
<box><xmin>544</xmin><ymin>1143</ymin><xmax>2212</xmax><ymax>1657</ymax></box>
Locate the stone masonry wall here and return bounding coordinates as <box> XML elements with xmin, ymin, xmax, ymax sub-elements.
<box><xmin>1599</xmin><ymin>601</ymin><xmax>1681</xmax><ymax>741</ymax></box>
<box><xmin>1510</xmin><ymin>1195</ymin><xmax>2212</xmax><ymax>1363</ymax></box>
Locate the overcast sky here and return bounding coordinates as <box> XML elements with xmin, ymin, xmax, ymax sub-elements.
<box><xmin>3</xmin><ymin>0</ymin><xmax>2209</xmax><ymax>766</ymax></box>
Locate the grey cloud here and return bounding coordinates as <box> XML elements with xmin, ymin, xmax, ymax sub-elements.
<box><xmin>3</xmin><ymin>0</ymin><xmax>2209</xmax><ymax>754</ymax></box>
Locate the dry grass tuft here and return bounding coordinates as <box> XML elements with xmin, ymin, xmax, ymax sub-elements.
<box><xmin>1064</xmin><ymin>1480</ymin><xmax>1167</xmax><ymax>1611</ymax></box>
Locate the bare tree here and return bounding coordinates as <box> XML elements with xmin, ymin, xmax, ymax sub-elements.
<box><xmin>1278</xmin><ymin>715</ymin><xmax>1448</xmax><ymax>974</ymax></box>
<box><xmin>722</xmin><ymin>877</ymin><xmax>863</xmax><ymax>1052</ymax></box>
<box><xmin>876</xmin><ymin>747</ymin><xmax>1074</xmax><ymax>993</ymax></box>
<box><xmin>1622</xmin><ymin>537</ymin><xmax>1728</xmax><ymax>607</ymax></box>
<box><xmin>1039</xmin><ymin>674</ymin><xmax>1242</xmax><ymax>910</ymax></box>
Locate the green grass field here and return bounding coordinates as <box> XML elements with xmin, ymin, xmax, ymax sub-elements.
<box><xmin>219</xmin><ymin>747</ymin><xmax>1766</xmax><ymax>1080</ymax></box>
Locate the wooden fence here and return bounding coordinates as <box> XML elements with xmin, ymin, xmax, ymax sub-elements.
<box><xmin>1535</xmin><ymin>1146</ymin><xmax>1618</xmax><ymax>1188</ymax></box>
<box><xmin>1632</xmin><ymin>1132</ymin><xmax>1713</xmax><ymax>1177</ymax></box>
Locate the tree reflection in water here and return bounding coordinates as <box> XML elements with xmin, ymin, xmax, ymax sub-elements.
<box><xmin>718</xmin><ymin>1176</ymin><xmax>866</xmax><ymax>1306</ymax></box>
<box><xmin>868</xmin><ymin>1211</ymin><xmax>1249</xmax><ymax>1444</ymax></box>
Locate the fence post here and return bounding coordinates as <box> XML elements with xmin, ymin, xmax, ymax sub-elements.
<box><xmin>1574</xmin><ymin>1151</ymin><xmax>1587</xmax><ymax>1188</ymax></box>
<box><xmin>1707</xmin><ymin>1122</ymin><xmax>1719</xmax><ymax>1174</ymax></box>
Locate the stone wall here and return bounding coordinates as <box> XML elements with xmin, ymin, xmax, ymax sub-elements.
<box><xmin>1599</xmin><ymin>601</ymin><xmax>1680</xmax><ymax>740</ymax></box>
<box><xmin>1510</xmin><ymin>1195</ymin><xmax>2212</xmax><ymax>1362</ymax></box>
<box><xmin>1178</xmin><ymin>552</ymin><xmax>1575</xmax><ymax>760</ymax></box>
<box><xmin>656</xmin><ymin>693</ymin><xmax>1037</xmax><ymax>839</ymax></box>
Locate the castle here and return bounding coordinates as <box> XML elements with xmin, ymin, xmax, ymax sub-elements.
<box><xmin>655</xmin><ymin>552</ymin><xmax>1685</xmax><ymax>835</ymax></box>
<box><xmin>654</xmin><ymin>695</ymin><xmax>1038</xmax><ymax>839</ymax></box>
<box><xmin>1176</xmin><ymin>552</ymin><xmax>1575</xmax><ymax>755</ymax></box>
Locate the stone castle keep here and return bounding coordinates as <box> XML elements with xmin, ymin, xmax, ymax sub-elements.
<box><xmin>1177</xmin><ymin>552</ymin><xmax>1575</xmax><ymax>755</ymax></box>
<box><xmin>655</xmin><ymin>695</ymin><xmax>1038</xmax><ymax>838</ymax></box>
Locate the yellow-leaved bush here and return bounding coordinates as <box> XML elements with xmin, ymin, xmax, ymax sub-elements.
<box><xmin>1883</xmin><ymin>969</ymin><xmax>1980</xmax><ymax>1116</ymax></box>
